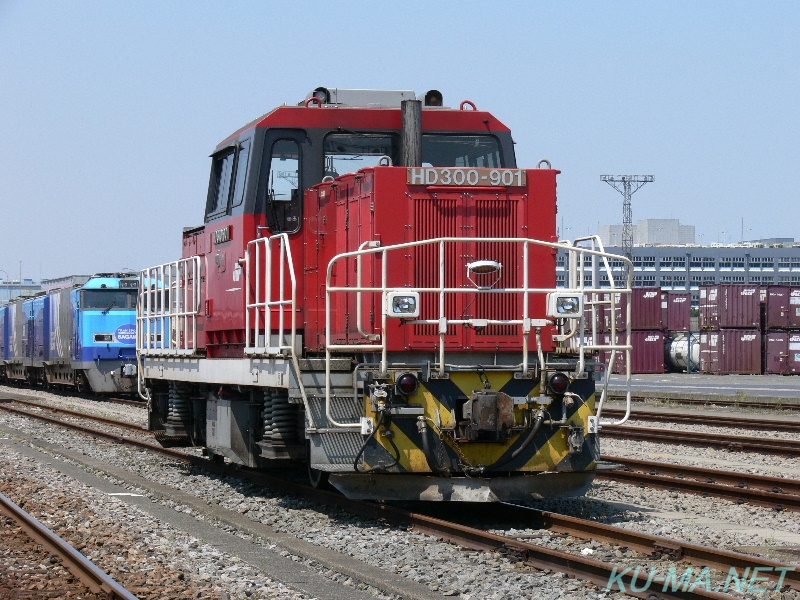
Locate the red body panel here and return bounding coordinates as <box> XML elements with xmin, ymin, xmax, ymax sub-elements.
<box><xmin>301</xmin><ymin>167</ymin><xmax>558</xmax><ymax>353</ymax></box>
<box><xmin>182</xmin><ymin>213</ymin><xmax>269</xmax><ymax>357</ymax></box>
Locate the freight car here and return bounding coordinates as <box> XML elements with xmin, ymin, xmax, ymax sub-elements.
<box><xmin>0</xmin><ymin>273</ymin><xmax>139</xmax><ymax>393</ymax></box>
<box><xmin>137</xmin><ymin>88</ymin><xmax>632</xmax><ymax>502</ymax></box>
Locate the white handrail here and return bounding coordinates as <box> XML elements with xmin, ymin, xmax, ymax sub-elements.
<box><xmin>323</xmin><ymin>236</ymin><xmax>632</xmax><ymax>429</ymax></box>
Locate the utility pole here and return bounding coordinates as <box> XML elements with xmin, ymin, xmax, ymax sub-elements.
<box><xmin>600</xmin><ymin>175</ymin><xmax>654</xmax><ymax>263</ymax></box>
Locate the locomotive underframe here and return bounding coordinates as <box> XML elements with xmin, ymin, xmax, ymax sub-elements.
<box><xmin>142</xmin><ymin>348</ymin><xmax>609</xmax><ymax>501</ymax></box>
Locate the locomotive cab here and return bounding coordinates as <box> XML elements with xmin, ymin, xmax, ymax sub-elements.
<box><xmin>137</xmin><ymin>88</ymin><xmax>633</xmax><ymax>502</ymax></box>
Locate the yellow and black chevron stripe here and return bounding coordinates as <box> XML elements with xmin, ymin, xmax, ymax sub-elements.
<box><xmin>360</xmin><ymin>371</ymin><xmax>598</xmax><ymax>475</ymax></box>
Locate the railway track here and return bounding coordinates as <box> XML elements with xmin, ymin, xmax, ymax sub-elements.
<box><xmin>602</xmin><ymin>424</ymin><xmax>800</xmax><ymax>456</ymax></box>
<box><xmin>600</xmin><ymin>456</ymin><xmax>800</xmax><ymax>512</ymax></box>
<box><xmin>0</xmin><ymin>490</ymin><xmax>138</xmax><ymax>599</ymax></box>
<box><xmin>602</xmin><ymin>407</ymin><xmax>800</xmax><ymax>433</ymax></box>
<box><xmin>606</xmin><ymin>394</ymin><xmax>800</xmax><ymax>412</ymax></box>
<box><xmin>2</xmin><ymin>397</ymin><xmax>798</xmax><ymax>598</ymax></box>
<box><xmin>6</xmin><ymin>396</ymin><xmax>800</xmax><ymax>509</ymax></box>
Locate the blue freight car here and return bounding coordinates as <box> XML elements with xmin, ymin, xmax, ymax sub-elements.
<box><xmin>0</xmin><ymin>273</ymin><xmax>139</xmax><ymax>394</ymax></box>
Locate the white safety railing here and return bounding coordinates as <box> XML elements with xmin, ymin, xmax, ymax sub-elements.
<box><xmin>323</xmin><ymin>236</ymin><xmax>632</xmax><ymax>429</ymax></box>
<box><xmin>242</xmin><ymin>233</ymin><xmax>297</xmax><ymax>356</ymax></box>
<box><xmin>137</xmin><ymin>256</ymin><xmax>202</xmax><ymax>357</ymax></box>
<box><xmin>566</xmin><ymin>236</ymin><xmax>633</xmax><ymax>427</ymax></box>
<box><xmin>241</xmin><ymin>233</ymin><xmax>312</xmax><ymax>425</ymax></box>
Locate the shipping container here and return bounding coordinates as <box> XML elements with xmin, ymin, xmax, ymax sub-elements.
<box><xmin>584</xmin><ymin>292</ymin><xmax>607</xmax><ymax>334</ymax></box>
<box><xmin>764</xmin><ymin>286</ymin><xmax>800</xmax><ymax>330</ymax></box>
<box><xmin>699</xmin><ymin>329</ymin><xmax>761</xmax><ymax>375</ymax></box>
<box><xmin>599</xmin><ymin>291</ymin><xmax>628</xmax><ymax>333</ymax></box>
<box><xmin>630</xmin><ymin>287</ymin><xmax>664</xmax><ymax>330</ymax></box>
<box><xmin>764</xmin><ymin>331</ymin><xmax>800</xmax><ymax>374</ymax></box>
<box><xmin>600</xmin><ymin>330</ymin><xmax>665</xmax><ymax>374</ymax></box>
<box><xmin>663</xmin><ymin>291</ymin><xmax>691</xmax><ymax>332</ymax></box>
<box><xmin>699</xmin><ymin>285</ymin><xmax>761</xmax><ymax>329</ymax></box>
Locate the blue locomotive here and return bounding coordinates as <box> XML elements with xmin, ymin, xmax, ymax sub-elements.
<box><xmin>0</xmin><ymin>273</ymin><xmax>139</xmax><ymax>394</ymax></box>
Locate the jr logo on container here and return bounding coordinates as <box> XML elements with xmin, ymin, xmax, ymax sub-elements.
<box><xmin>115</xmin><ymin>324</ymin><xmax>137</xmax><ymax>345</ymax></box>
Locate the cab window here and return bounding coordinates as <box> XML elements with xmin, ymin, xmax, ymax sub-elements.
<box><xmin>422</xmin><ymin>134</ymin><xmax>503</xmax><ymax>168</ymax></box>
<box><xmin>266</xmin><ymin>139</ymin><xmax>301</xmax><ymax>233</ymax></box>
<box><xmin>323</xmin><ymin>133</ymin><xmax>396</xmax><ymax>178</ymax></box>
<box><xmin>81</xmin><ymin>289</ymin><xmax>138</xmax><ymax>311</ymax></box>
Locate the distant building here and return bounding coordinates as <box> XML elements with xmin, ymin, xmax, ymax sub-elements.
<box><xmin>0</xmin><ymin>274</ymin><xmax>90</xmax><ymax>306</ymax></box>
<box><xmin>0</xmin><ymin>279</ymin><xmax>42</xmax><ymax>305</ymax></box>
<box><xmin>556</xmin><ymin>239</ymin><xmax>800</xmax><ymax>303</ymax></box>
<box><xmin>598</xmin><ymin>218</ymin><xmax>695</xmax><ymax>246</ymax></box>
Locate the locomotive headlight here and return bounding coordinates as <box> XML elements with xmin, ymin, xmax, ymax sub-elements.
<box><xmin>547</xmin><ymin>292</ymin><xmax>584</xmax><ymax>318</ymax></box>
<box><xmin>386</xmin><ymin>291</ymin><xmax>420</xmax><ymax>318</ymax></box>
<box><xmin>547</xmin><ymin>372</ymin><xmax>571</xmax><ymax>395</ymax></box>
<box><xmin>395</xmin><ymin>372</ymin><xmax>419</xmax><ymax>396</ymax></box>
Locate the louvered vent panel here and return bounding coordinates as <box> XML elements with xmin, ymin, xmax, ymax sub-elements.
<box><xmin>413</xmin><ymin>197</ymin><xmax>460</xmax><ymax>337</ymax></box>
<box><xmin>475</xmin><ymin>199</ymin><xmax>518</xmax><ymax>336</ymax></box>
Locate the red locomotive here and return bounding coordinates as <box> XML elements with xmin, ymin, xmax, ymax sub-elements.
<box><xmin>137</xmin><ymin>88</ymin><xmax>631</xmax><ymax>502</ymax></box>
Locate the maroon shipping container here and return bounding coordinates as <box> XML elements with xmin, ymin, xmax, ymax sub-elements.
<box><xmin>662</xmin><ymin>291</ymin><xmax>691</xmax><ymax>332</ymax></box>
<box><xmin>765</xmin><ymin>286</ymin><xmax>800</xmax><ymax>330</ymax></box>
<box><xmin>599</xmin><ymin>291</ymin><xmax>628</xmax><ymax>332</ymax></box>
<box><xmin>764</xmin><ymin>331</ymin><xmax>800</xmax><ymax>374</ymax></box>
<box><xmin>699</xmin><ymin>285</ymin><xmax>761</xmax><ymax>330</ymax></box>
<box><xmin>600</xmin><ymin>330</ymin><xmax>665</xmax><ymax>374</ymax></box>
<box><xmin>584</xmin><ymin>294</ymin><xmax>607</xmax><ymax>333</ymax></box>
<box><xmin>699</xmin><ymin>329</ymin><xmax>761</xmax><ymax>375</ymax></box>
<box><xmin>630</xmin><ymin>287</ymin><xmax>664</xmax><ymax>330</ymax></box>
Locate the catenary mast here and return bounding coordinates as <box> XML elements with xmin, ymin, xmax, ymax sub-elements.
<box><xmin>600</xmin><ymin>175</ymin><xmax>654</xmax><ymax>264</ymax></box>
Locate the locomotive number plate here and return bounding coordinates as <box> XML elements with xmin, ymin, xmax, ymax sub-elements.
<box><xmin>407</xmin><ymin>167</ymin><xmax>527</xmax><ymax>187</ymax></box>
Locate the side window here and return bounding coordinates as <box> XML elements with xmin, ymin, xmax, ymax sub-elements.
<box><xmin>265</xmin><ymin>139</ymin><xmax>301</xmax><ymax>233</ymax></box>
<box><xmin>231</xmin><ymin>138</ymin><xmax>251</xmax><ymax>208</ymax></box>
<box><xmin>206</xmin><ymin>147</ymin><xmax>235</xmax><ymax>217</ymax></box>
<box><xmin>206</xmin><ymin>138</ymin><xmax>252</xmax><ymax>219</ymax></box>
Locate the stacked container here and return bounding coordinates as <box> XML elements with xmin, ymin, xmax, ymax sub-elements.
<box><xmin>764</xmin><ymin>286</ymin><xmax>800</xmax><ymax>374</ymax></box>
<box><xmin>699</xmin><ymin>284</ymin><xmax>761</xmax><ymax>374</ymax></box>
<box><xmin>601</xmin><ymin>330</ymin><xmax>666</xmax><ymax>374</ymax></box>
<box><xmin>599</xmin><ymin>287</ymin><xmax>669</xmax><ymax>374</ymax></box>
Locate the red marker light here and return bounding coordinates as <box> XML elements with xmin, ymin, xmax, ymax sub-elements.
<box><xmin>396</xmin><ymin>373</ymin><xmax>419</xmax><ymax>395</ymax></box>
<box><xmin>548</xmin><ymin>372</ymin><xmax>570</xmax><ymax>395</ymax></box>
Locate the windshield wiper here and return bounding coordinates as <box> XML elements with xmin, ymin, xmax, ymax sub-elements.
<box><xmin>101</xmin><ymin>299</ymin><xmax>117</xmax><ymax>315</ymax></box>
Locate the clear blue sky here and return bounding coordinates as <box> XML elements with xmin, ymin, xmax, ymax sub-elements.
<box><xmin>1</xmin><ymin>1</ymin><xmax>798</xmax><ymax>280</ymax></box>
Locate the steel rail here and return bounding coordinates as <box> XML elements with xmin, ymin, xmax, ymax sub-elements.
<box><xmin>606</xmin><ymin>394</ymin><xmax>800</xmax><ymax>411</ymax></box>
<box><xmin>602</xmin><ymin>425</ymin><xmax>800</xmax><ymax>456</ymax></box>
<box><xmin>458</xmin><ymin>502</ymin><xmax>800</xmax><ymax>592</ymax></box>
<box><xmin>1</xmin><ymin>397</ymin><xmax>145</xmax><ymax>431</ymax></box>
<box><xmin>604</xmin><ymin>456</ymin><xmax>800</xmax><ymax>495</ymax></box>
<box><xmin>602</xmin><ymin>407</ymin><xmax>800</xmax><ymax>432</ymax></box>
<box><xmin>600</xmin><ymin>456</ymin><xmax>800</xmax><ymax>511</ymax></box>
<box><xmin>0</xmin><ymin>490</ymin><xmax>139</xmax><ymax>600</ymax></box>
<box><xmin>2</xmin><ymin>401</ymin><xmax>797</xmax><ymax>597</ymax></box>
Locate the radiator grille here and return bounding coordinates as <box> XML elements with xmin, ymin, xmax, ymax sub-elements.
<box><xmin>411</xmin><ymin>194</ymin><xmax>521</xmax><ymax>340</ymax></box>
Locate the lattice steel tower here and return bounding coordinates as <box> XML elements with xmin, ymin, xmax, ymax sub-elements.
<box><xmin>600</xmin><ymin>174</ymin><xmax>654</xmax><ymax>263</ymax></box>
